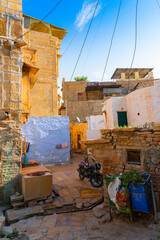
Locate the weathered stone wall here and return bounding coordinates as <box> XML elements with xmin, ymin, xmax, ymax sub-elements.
<box><xmin>70</xmin><ymin>123</ymin><xmax>88</xmax><ymax>151</ymax></box>
<box><xmin>62</xmin><ymin>80</ymin><xmax>87</xmax><ymax>102</ymax></box>
<box><xmin>0</xmin><ymin>0</ymin><xmax>23</xmax><ymax>203</ymax></box>
<box><xmin>82</xmin><ymin>128</ymin><xmax>160</xmax><ymax>208</ymax></box>
<box><xmin>67</xmin><ymin>100</ymin><xmax>104</xmax><ymax>123</ymax></box>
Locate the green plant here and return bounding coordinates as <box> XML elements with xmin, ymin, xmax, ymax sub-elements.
<box><xmin>143</xmin><ymin>122</ymin><xmax>155</xmax><ymax>128</ymax></box>
<box><xmin>115</xmin><ymin>125</ymin><xmax>139</xmax><ymax>128</ymax></box>
<box><xmin>6</xmin><ymin>228</ymin><xmax>19</xmax><ymax>239</ymax></box>
<box><xmin>119</xmin><ymin>171</ymin><xmax>145</xmax><ymax>187</ymax></box>
<box><xmin>74</xmin><ymin>76</ymin><xmax>89</xmax><ymax>82</ymax></box>
<box><xmin>107</xmin><ymin>171</ymin><xmax>145</xmax><ymax>188</ymax></box>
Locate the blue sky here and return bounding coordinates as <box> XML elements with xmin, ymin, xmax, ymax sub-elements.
<box><xmin>23</xmin><ymin>0</ymin><xmax>160</xmax><ymax>88</ymax></box>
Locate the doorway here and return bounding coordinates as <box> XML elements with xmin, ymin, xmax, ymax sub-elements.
<box><xmin>77</xmin><ymin>134</ymin><xmax>81</xmax><ymax>149</ymax></box>
<box><xmin>117</xmin><ymin>112</ymin><xmax>128</xmax><ymax>127</ymax></box>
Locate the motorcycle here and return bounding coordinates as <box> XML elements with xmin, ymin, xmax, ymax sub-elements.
<box><xmin>77</xmin><ymin>155</ymin><xmax>103</xmax><ymax>188</ymax></box>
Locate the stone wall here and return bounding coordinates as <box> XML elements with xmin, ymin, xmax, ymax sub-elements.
<box><xmin>67</xmin><ymin>100</ymin><xmax>104</xmax><ymax>123</ymax></box>
<box><xmin>70</xmin><ymin>123</ymin><xmax>88</xmax><ymax>151</ymax></box>
<box><xmin>82</xmin><ymin>128</ymin><xmax>160</xmax><ymax>208</ymax></box>
<box><xmin>0</xmin><ymin>0</ymin><xmax>24</xmax><ymax>203</ymax></box>
<box><xmin>23</xmin><ymin>18</ymin><xmax>67</xmax><ymax>117</ymax></box>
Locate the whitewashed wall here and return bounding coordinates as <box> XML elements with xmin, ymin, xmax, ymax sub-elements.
<box><xmin>102</xmin><ymin>80</ymin><xmax>160</xmax><ymax>128</ymax></box>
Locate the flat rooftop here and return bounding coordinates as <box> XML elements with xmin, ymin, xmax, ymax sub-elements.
<box><xmin>111</xmin><ymin>68</ymin><xmax>153</xmax><ymax>79</ymax></box>
<box><xmin>86</xmin><ymin>82</ymin><xmax>121</xmax><ymax>91</ymax></box>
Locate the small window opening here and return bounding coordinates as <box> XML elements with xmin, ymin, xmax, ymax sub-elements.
<box><xmin>78</xmin><ymin>93</ymin><xmax>83</xmax><ymax>101</ymax></box>
<box><xmin>127</xmin><ymin>150</ymin><xmax>141</xmax><ymax>165</ymax></box>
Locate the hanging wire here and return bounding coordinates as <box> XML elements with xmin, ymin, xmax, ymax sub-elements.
<box><xmin>15</xmin><ymin>0</ymin><xmax>64</xmax><ymax>41</ymax></box>
<box><xmin>70</xmin><ymin>0</ymin><xmax>100</xmax><ymax>81</ymax></box>
<box><xmin>80</xmin><ymin>3</ymin><xmax>107</xmax><ymax>74</ymax></box>
<box><xmin>156</xmin><ymin>0</ymin><xmax>160</xmax><ymax>9</ymax></box>
<box><xmin>128</xmin><ymin>0</ymin><xmax>139</xmax><ymax>92</ymax></box>
<box><xmin>101</xmin><ymin>0</ymin><xmax>122</xmax><ymax>82</ymax></box>
<box><xmin>60</xmin><ymin>0</ymin><xmax>97</xmax><ymax>61</ymax></box>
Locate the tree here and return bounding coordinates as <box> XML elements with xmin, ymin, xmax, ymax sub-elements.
<box><xmin>74</xmin><ymin>76</ymin><xmax>89</xmax><ymax>82</ymax></box>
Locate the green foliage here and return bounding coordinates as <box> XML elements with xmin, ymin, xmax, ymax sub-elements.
<box><xmin>3</xmin><ymin>228</ymin><xmax>19</xmax><ymax>239</ymax></box>
<box><xmin>143</xmin><ymin>122</ymin><xmax>155</xmax><ymax>128</ymax></box>
<box><xmin>107</xmin><ymin>170</ymin><xmax>145</xmax><ymax>188</ymax></box>
<box><xmin>115</xmin><ymin>125</ymin><xmax>138</xmax><ymax>128</ymax></box>
<box><xmin>119</xmin><ymin>171</ymin><xmax>145</xmax><ymax>187</ymax></box>
<box><xmin>74</xmin><ymin>76</ymin><xmax>89</xmax><ymax>82</ymax></box>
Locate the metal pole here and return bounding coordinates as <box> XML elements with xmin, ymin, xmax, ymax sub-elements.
<box><xmin>151</xmin><ymin>180</ymin><xmax>158</xmax><ymax>223</ymax></box>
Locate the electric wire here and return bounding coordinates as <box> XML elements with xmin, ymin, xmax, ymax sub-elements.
<box><xmin>129</xmin><ymin>0</ymin><xmax>139</xmax><ymax>71</ymax></box>
<box><xmin>15</xmin><ymin>0</ymin><xmax>64</xmax><ymax>41</ymax></box>
<box><xmin>101</xmin><ymin>0</ymin><xmax>122</xmax><ymax>82</ymax></box>
<box><xmin>80</xmin><ymin>0</ymin><xmax>112</xmax><ymax>74</ymax></box>
<box><xmin>70</xmin><ymin>0</ymin><xmax>100</xmax><ymax>81</ymax></box>
<box><xmin>128</xmin><ymin>0</ymin><xmax>139</xmax><ymax>91</ymax></box>
<box><xmin>156</xmin><ymin>0</ymin><xmax>160</xmax><ymax>9</ymax></box>
<box><xmin>80</xmin><ymin>5</ymin><xmax>106</xmax><ymax>74</ymax></box>
<box><xmin>60</xmin><ymin>0</ymin><xmax>97</xmax><ymax>61</ymax></box>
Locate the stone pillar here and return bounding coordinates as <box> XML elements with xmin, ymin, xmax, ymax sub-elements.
<box><xmin>0</xmin><ymin>0</ymin><xmax>24</xmax><ymax>203</ymax></box>
<box><xmin>134</xmin><ymin>71</ymin><xmax>139</xmax><ymax>80</ymax></box>
<box><xmin>121</xmin><ymin>73</ymin><xmax>125</xmax><ymax>80</ymax></box>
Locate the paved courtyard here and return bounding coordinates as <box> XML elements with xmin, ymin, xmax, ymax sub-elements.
<box><xmin>3</xmin><ymin>154</ymin><xmax>160</xmax><ymax>239</ymax></box>
<box><xmin>10</xmin><ymin>210</ymin><xmax>159</xmax><ymax>240</ymax></box>
<box><xmin>48</xmin><ymin>154</ymin><xmax>103</xmax><ymax>208</ymax></box>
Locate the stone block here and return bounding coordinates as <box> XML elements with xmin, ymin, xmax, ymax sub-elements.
<box><xmin>6</xmin><ymin>206</ymin><xmax>44</xmax><ymax>224</ymax></box>
<box><xmin>0</xmin><ymin>18</ymin><xmax>6</xmax><ymax>36</ymax></box>
<box><xmin>0</xmin><ymin>215</ymin><xmax>5</xmax><ymax>233</ymax></box>
<box><xmin>8</xmin><ymin>2</ymin><xmax>22</xmax><ymax>11</ymax></box>
<box><xmin>92</xmin><ymin>204</ymin><xmax>106</xmax><ymax>218</ymax></box>
<box><xmin>28</xmin><ymin>200</ymin><xmax>37</xmax><ymax>207</ymax></box>
<box><xmin>10</xmin><ymin>194</ymin><xmax>23</xmax><ymax>202</ymax></box>
<box><xmin>81</xmin><ymin>190</ymin><xmax>101</xmax><ymax>199</ymax></box>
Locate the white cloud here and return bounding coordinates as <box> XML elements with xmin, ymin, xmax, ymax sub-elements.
<box><xmin>75</xmin><ymin>0</ymin><xmax>101</xmax><ymax>31</ymax></box>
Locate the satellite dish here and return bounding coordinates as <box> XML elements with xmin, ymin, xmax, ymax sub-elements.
<box><xmin>77</xmin><ymin>117</ymin><xmax>80</xmax><ymax>122</ymax></box>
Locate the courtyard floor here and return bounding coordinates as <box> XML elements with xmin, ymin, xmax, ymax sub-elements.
<box><xmin>10</xmin><ymin>210</ymin><xmax>159</xmax><ymax>240</ymax></box>
<box><xmin>3</xmin><ymin>154</ymin><xmax>160</xmax><ymax>240</ymax></box>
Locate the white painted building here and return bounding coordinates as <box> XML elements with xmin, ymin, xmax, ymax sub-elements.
<box><xmin>102</xmin><ymin>79</ymin><xmax>160</xmax><ymax>128</ymax></box>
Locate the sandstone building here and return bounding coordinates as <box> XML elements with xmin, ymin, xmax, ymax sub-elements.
<box><xmin>60</xmin><ymin>68</ymin><xmax>154</xmax><ymax>123</ymax></box>
<box><xmin>0</xmin><ymin>0</ymin><xmax>66</xmax><ymax>203</ymax></box>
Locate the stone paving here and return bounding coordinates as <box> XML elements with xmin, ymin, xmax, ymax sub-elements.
<box><xmin>9</xmin><ymin>210</ymin><xmax>159</xmax><ymax>240</ymax></box>
<box><xmin>2</xmin><ymin>154</ymin><xmax>160</xmax><ymax>239</ymax></box>
<box><xmin>5</xmin><ymin>154</ymin><xmax>103</xmax><ymax>224</ymax></box>
<box><xmin>49</xmin><ymin>155</ymin><xmax>103</xmax><ymax>209</ymax></box>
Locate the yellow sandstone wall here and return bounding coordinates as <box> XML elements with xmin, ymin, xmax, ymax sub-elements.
<box><xmin>23</xmin><ymin>16</ymin><xmax>67</xmax><ymax>117</ymax></box>
<box><xmin>70</xmin><ymin>123</ymin><xmax>88</xmax><ymax>151</ymax></box>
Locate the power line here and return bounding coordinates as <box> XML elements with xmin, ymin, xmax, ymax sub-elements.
<box><xmin>70</xmin><ymin>0</ymin><xmax>100</xmax><ymax>81</ymax></box>
<box><xmin>101</xmin><ymin>0</ymin><xmax>122</xmax><ymax>82</ymax></box>
<box><xmin>15</xmin><ymin>0</ymin><xmax>64</xmax><ymax>41</ymax></box>
<box><xmin>60</xmin><ymin>0</ymin><xmax>97</xmax><ymax>60</ymax></box>
<box><xmin>80</xmin><ymin>3</ymin><xmax>107</xmax><ymax>74</ymax></box>
<box><xmin>128</xmin><ymin>0</ymin><xmax>139</xmax><ymax>92</ymax></box>
<box><xmin>156</xmin><ymin>0</ymin><xmax>160</xmax><ymax>9</ymax></box>
<box><xmin>81</xmin><ymin>0</ymin><xmax>113</xmax><ymax>74</ymax></box>
<box><xmin>129</xmin><ymin>0</ymin><xmax>139</xmax><ymax>70</ymax></box>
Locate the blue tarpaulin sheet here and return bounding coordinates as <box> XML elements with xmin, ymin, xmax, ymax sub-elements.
<box><xmin>22</xmin><ymin>117</ymin><xmax>70</xmax><ymax>165</ymax></box>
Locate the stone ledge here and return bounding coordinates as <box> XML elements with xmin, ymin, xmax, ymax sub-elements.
<box><xmin>80</xmin><ymin>139</ymin><xmax>112</xmax><ymax>145</ymax></box>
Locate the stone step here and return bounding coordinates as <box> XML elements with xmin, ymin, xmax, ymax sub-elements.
<box><xmin>0</xmin><ymin>215</ymin><xmax>5</xmax><ymax>234</ymax></box>
<box><xmin>10</xmin><ymin>194</ymin><xmax>23</xmax><ymax>203</ymax></box>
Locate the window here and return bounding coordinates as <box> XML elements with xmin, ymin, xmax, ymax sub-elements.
<box><xmin>78</xmin><ymin>93</ymin><xmax>83</xmax><ymax>101</ymax></box>
<box><xmin>127</xmin><ymin>150</ymin><xmax>141</xmax><ymax>165</ymax></box>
